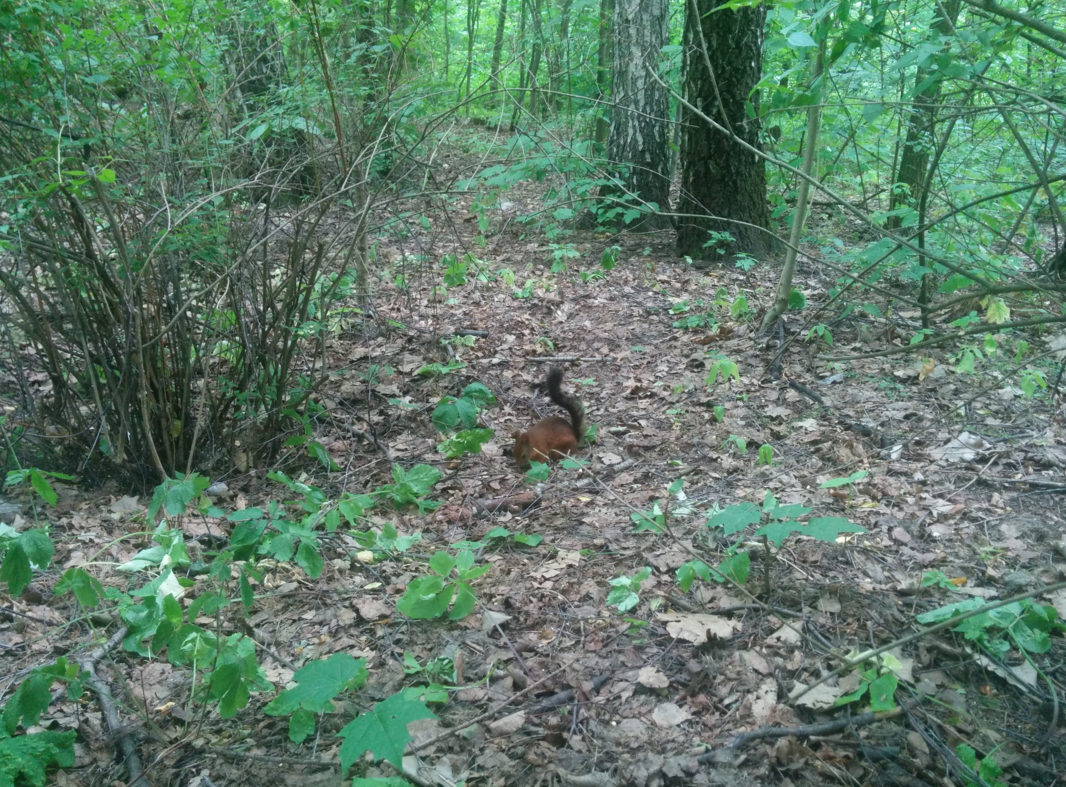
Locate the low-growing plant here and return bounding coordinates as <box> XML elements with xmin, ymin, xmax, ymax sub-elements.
<box><xmin>432</xmin><ymin>382</ymin><xmax>496</xmax><ymax>431</ymax></box>
<box><xmin>396</xmin><ymin>549</ymin><xmax>490</xmax><ymax>620</ymax></box>
<box><xmin>451</xmin><ymin>526</ymin><xmax>543</xmax><ymax>551</ymax></box>
<box><xmin>607</xmin><ymin>566</ymin><xmax>652</xmax><ymax>613</ymax></box>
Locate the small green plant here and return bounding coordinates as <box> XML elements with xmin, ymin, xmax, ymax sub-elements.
<box><xmin>757</xmin><ymin>444</ymin><xmax>773</xmax><ymax>466</ymax></box>
<box><xmin>916</xmin><ymin>597</ymin><xmax>1064</xmax><ymax>658</ymax></box>
<box><xmin>955</xmin><ymin>744</ymin><xmax>1006</xmax><ymax>787</ymax></box>
<box><xmin>722</xmin><ymin>435</ymin><xmax>747</xmax><ymax>455</ymax></box>
<box><xmin>0</xmin><ymin>660</ymin><xmax>79</xmax><ymax>786</ymax></box>
<box><xmin>432</xmin><ymin>382</ymin><xmax>496</xmax><ymax>431</ymax></box>
<box><xmin>396</xmin><ymin>549</ymin><xmax>490</xmax><ymax>620</ymax></box>
<box><xmin>547</xmin><ymin>242</ymin><xmax>580</xmax><ymax>272</ymax></box>
<box><xmin>730</xmin><ymin>294</ymin><xmax>750</xmax><ymax>319</ymax></box>
<box><xmin>805</xmin><ymin>324</ymin><xmax>833</xmax><ymax>346</ymax></box>
<box><xmin>832</xmin><ymin>650</ymin><xmax>906</xmax><ymax>711</ymax></box>
<box><xmin>451</xmin><ymin>526</ymin><xmax>543</xmax><ymax>550</ymax></box>
<box><xmin>734</xmin><ymin>253</ymin><xmax>758</xmax><ymax>272</ymax></box>
<box><xmin>380</xmin><ymin>464</ymin><xmax>443</xmax><ymax>514</ymax></box>
<box><xmin>264</xmin><ymin>653</ymin><xmax>368</xmax><ymax>744</ymax></box>
<box><xmin>706</xmin><ymin>353</ymin><xmax>740</xmax><ymax>386</ymax></box>
<box><xmin>787</xmin><ymin>288</ymin><xmax>806</xmax><ymax>309</ymax></box>
<box><xmin>701</xmin><ymin>229</ymin><xmax>736</xmax><ymax>255</ymax></box>
<box><xmin>438</xmin><ymin>428</ymin><xmax>494</xmax><ymax>459</ymax></box>
<box><xmin>819</xmin><ymin>470</ymin><xmax>869</xmax><ymax>508</ymax></box>
<box><xmin>630</xmin><ymin>479</ymin><xmax>685</xmax><ymax>533</ymax></box>
<box><xmin>417</xmin><ymin>360</ymin><xmax>468</xmax><ymax>376</ymax></box>
<box><xmin>1019</xmin><ymin>368</ymin><xmax>1047</xmax><ymax>397</ymax></box>
<box><xmin>513</xmin><ymin>279</ymin><xmax>538</xmax><ymax>299</ymax></box>
<box><xmin>713</xmin><ymin>405</ymin><xmax>725</xmax><ymax>422</ymax></box>
<box><xmin>920</xmin><ymin>569</ymin><xmax>962</xmax><ymax>590</ymax></box>
<box><xmin>535</xmin><ymin>336</ymin><xmax>556</xmax><ymax>353</ymax></box>
<box><xmin>600</xmin><ymin>246</ymin><xmax>620</xmax><ymax>270</ymax></box>
<box><xmin>606</xmin><ymin>567</ymin><xmax>652</xmax><ymax>613</ymax></box>
<box><xmin>3</xmin><ymin>467</ymin><xmax>74</xmax><ymax>507</ymax></box>
<box><xmin>0</xmin><ymin>524</ymin><xmax>55</xmax><ymax>597</ymax></box>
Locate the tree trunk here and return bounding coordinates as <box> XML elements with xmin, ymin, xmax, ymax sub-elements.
<box><xmin>444</xmin><ymin>0</ymin><xmax>451</xmax><ymax>81</ymax></box>
<box><xmin>760</xmin><ymin>40</ymin><xmax>825</xmax><ymax>335</ymax></box>
<box><xmin>464</xmin><ymin>0</ymin><xmax>481</xmax><ymax>107</ymax></box>
<box><xmin>888</xmin><ymin>0</ymin><xmax>962</xmax><ymax>228</ymax></box>
<box><xmin>676</xmin><ymin>0</ymin><xmax>774</xmax><ymax>259</ymax></box>
<box><xmin>489</xmin><ymin>0</ymin><xmax>508</xmax><ymax>87</ymax></box>
<box><xmin>599</xmin><ymin>0</ymin><xmax>671</xmax><ymax>227</ymax></box>
<box><xmin>595</xmin><ymin>0</ymin><xmax>613</xmax><ymax>145</ymax></box>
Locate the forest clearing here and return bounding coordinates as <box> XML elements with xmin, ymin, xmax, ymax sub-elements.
<box><xmin>1</xmin><ymin>0</ymin><xmax>1065</xmax><ymax>786</ymax></box>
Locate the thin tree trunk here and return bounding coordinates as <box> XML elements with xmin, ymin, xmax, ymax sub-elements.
<box><xmin>489</xmin><ymin>0</ymin><xmax>508</xmax><ymax>87</ymax></box>
<box><xmin>888</xmin><ymin>0</ymin><xmax>962</xmax><ymax>228</ymax></box>
<box><xmin>595</xmin><ymin>0</ymin><xmax>613</xmax><ymax>145</ymax></box>
<box><xmin>760</xmin><ymin>40</ymin><xmax>825</xmax><ymax>335</ymax></box>
<box><xmin>464</xmin><ymin>0</ymin><xmax>481</xmax><ymax>108</ymax></box>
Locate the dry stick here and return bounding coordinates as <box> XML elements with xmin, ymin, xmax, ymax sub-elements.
<box><xmin>79</xmin><ymin>626</ymin><xmax>150</xmax><ymax>787</ymax></box>
<box><xmin>409</xmin><ymin>630</ymin><xmax>629</xmax><ymax>755</ymax></box>
<box><xmin>716</xmin><ymin>706</ymin><xmax>906</xmax><ymax>752</ymax></box>
<box><xmin>525</xmin><ymin>356</ymin><xmax>613</xmax><ymax>363</ymax></box>
<box><xmin>792</xmin><ymin>579</ymin><xmax>1066</xmax><ymax>701</ymax></box>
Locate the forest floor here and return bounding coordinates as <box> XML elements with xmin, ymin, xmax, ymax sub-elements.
<box><xmin>3</xmin><ymin>140</ymin><xmax>1066</xmax><ymax>787</ymax></box>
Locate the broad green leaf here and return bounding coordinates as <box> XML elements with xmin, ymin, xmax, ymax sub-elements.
<box><xmin>396</xmin><ymin>576</ymin><xmax>454</xmax><ymax>619</ymax></box>
<box><xmin>338</xmin><ymin>694</ymin><xmax>437</xmax><ymax>772</ymax></box>
<box><xmin>868</xmin><ymin>672</ymin><xmax>898</xmax><ymax>711</ymax></box>
<box><xmin>706</xmin><ymin>502</ymin><xmax>761</xmax><ymax>535</ymax></box>
<box><xmin>265</xmin><ymin>654</ymin><xmax>368</xmax><ymax>716</ymax></box>
<box><xmin>288</xmin><ymin>709</ymin><xmax>315</xmax><ymax>744</ymax></box>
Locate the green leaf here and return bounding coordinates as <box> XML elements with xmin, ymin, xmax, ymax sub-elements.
<box><xmin>55</xmin><ymin>568</ymin><xmax>105</xmax><ymax>608</ymax></box>
<box><xmin>788</xmin><ymin>31</ymin><xmax>818</xmax><ymax>47</ymax></box>
<box><xmin>0</xmin><ymin>729</ymin><xmax>76</xmax><ymax>786</ymax></box>
<box><xmin>96</xmin><ymin>167</ymin><xmax>116</xmax><ymax>183</ymax></box>
<box><xmin>338</xmin><ymin>694</ymin><xmax>438</xmax><ymax>772</ymax></box>
<box><xmin>867</xmin><ymin>672</ymin><xmax>898</xmax><ymax>711</ymax></box>
<box><xmin>396</xmin><ymin>576</ymin><xmax>454</xmax><ymax>619</ymax></box>
<box><xmin>524</xmin><ymin>462</ymin><xmax>551</xmax><ymax>482</ymax></box>
<box><xmin>706</xmin><ymin>503</ymin><xmax>761</xmax><ymax>535</ymax></box>
<box><xmin>288</xmin><ymin>709</ymin><xmax>316</xmax><ymax>744</ymax></box>
<box><xmin>0</xmin><ymin>542</ymin><xmax>32</xmax><ymax>597</ymax></box>
<box><xmin>915</xmin><ymin>597</ymin><xmax>986</xmax><ymax>624</ymax></box>
<box><xmin>428</xmin><ymin>550</ymin><xmax>456</xmax><ymax>577</ymax></box>
<box><xmin>296</xmin><ymin>540</ymin><xmax>324</xmax><ymax>578</ymax></box>
<box><xmin>461</xmin><ymin>383</ymin><xmax>496</xmax><ymax>406</ymax></box>
<box><xmin>2</xmin><ymin>671</ymin><xmax>52</xmax><ymax>735</ymax></box>
<box><xmin>19</xmin><ymin>529</ymin><xmax>54</xmax><ymax>570</ymax></box>
<box><xmin>438</xmin><ymin>428</ymin><xmax>494</xmax><ymax>459</ymax></box>
<box><xmin>265</xmin><ymin>654</ymin><xmax>368</xmax><ymax>716</ymax></box>
<box><xmin>28</xmin><ymin>470</ymin><xmax>57</xmax><ymax>506</ymax></box>
<box><xmin>804</xmin><ymin>517</ymin><xmax>867</xmax><ymax>542</ymax></box>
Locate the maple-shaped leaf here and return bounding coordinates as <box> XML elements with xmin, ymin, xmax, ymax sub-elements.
<box><xmin>265</xmin><ymin>653</ymin><xmax>368</xmax><ymax>716</ymax></box>
<box><xmin>338</xmin><ymin>693</ymin><xmax>437</xmax><ymax>773</ymax></box>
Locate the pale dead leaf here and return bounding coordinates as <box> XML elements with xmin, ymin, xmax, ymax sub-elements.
<box><xmin>637</xmin><ymin>666</ymin><xmax>669</xmax><ymax>689</ymax></box>
<box><xmin>109</xmin><ymin>496</ymin><xmax>142</xmax><ymax>515</ymax></box>
<box><xmin>651</xmin><ymin>702</ymin><xmax>691</xmax><ymax>727</ymax></box>
<box><xmin>789</xmin><ymin>681</ymin><xmax>846</xmax><ymax>709</ymax></box>
<box><xmin>739</xmin><ymin>650</ymin><xmax>772</xmax><ymax>675</ymax></box>
<box><xmin>488</xmin><ymin>711</ymin><xmax>526</xmax><ymax>736</ymax></box>
<box><xmin>751</xmin><ymin>678</ymin><xmax>778</xmax><ymax>724</ymax></box>
<box><xmin>353</xmin><ymin>597</ymin><xmax>391</xmax><ymax>621</ymax></box>
<box><xmin>656</xmin><ymin>612</ymin><xmax>741</xmax><ymax>645</ymax></box>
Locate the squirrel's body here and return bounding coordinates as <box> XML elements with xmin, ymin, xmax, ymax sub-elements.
<box><xmin>512</xmin><ymin>367</ymin><xmax>584</xmax><ymax>468</ymax></box>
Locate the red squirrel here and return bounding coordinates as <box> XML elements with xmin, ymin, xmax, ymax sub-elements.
<box><xmin>512</xmin><ymin>367</ymin><xmax>585</xmax><ymax>468</ymax></box>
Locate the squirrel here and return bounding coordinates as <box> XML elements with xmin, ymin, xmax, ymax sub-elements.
<box><xmin>512</xmin><ymin>367</ymin><xmax>585</xmax><ymax>468</ymax></box>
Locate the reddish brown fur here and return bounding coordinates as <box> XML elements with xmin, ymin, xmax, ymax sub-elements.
<box><xmin>512</xmin><ymin>368</ymin><xmax>585</xmax><ymax>469</ymax></box>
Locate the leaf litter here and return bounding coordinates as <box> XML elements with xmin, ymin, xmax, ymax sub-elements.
<box><xmin>2</xmin><ymin>185</ymin><xmax>1065</xmax><ymax>787</ymax></box>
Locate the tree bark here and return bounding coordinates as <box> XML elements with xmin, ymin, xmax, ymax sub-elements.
<box><xmin>676</xmin><ymin>0</ymin><xmax>774</xmax><ymax>258</ymax></box>
<box><xmin>888</xmin><ymin>0</ymin><xmax>962</xmax><ymax>228</ymax></box>
<box><xmin>599</xmin><ymin>0</ymin><xmax>671</xmax><ymax>227</ymax></box>
<box><xmin>489</xmin><ymin>0</ymin><xmax>508</xmax><ymax>87</ymax></box>
<box><xmin>595</xmin><ymin>0</ymin><xmax>613</xmax><ymax>145</ymax></box>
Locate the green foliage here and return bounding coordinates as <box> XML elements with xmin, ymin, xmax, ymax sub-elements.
<box><xmin>722</xmin><ymin>435</ymin><xmax>747</xmax><ymax>455</ymax></box>
<box><xmin>916</xmin><ymin>598</ymin><xmax>1064</xmax><ymax>658</ymax></box>
<box><xmin>264</xmin><ymin>654</ymin><xmax>368</xmax><ymax>744</ymax></box>
<box><xmin>338</xmin><ymin>694</ymin><xmax>437</xmax><ymax>773</ymax></box>
<box><xmin>706</xmin><ymin>354</ymin><xmax>740</xmax><ymax>386</ymax></box>
<box><xmin>381</xmin><ymin>464</ymin><xmax>442</xmax><ymax>513</ymax></box>
<box><xmin>451</xmin><ymin>526</ymin><xmax>543</xmax><ymax>551</ymax></box>
<box><xmin>0</xmin><ymin>527</ymin><xmax>54</xmax><ymax>597</ymax></box>
<box><xmin>607</xmin><ymin>567</ymin><xmax>652</xmax><ymax>613</ymax></box>
<box><xmin>438</xmin><ymin>428</ymin><xmax>495</xmax><ymax>459</ymax></box>
<box><xmin>757</xmin><ymin>444</ymin><xmax>774</xmax><ymax>466</ymax></box>
<box><xmin>3</xmin><ymin>468</ymin><xmax>73</xmax><ymax>507</ymax></box>
<box><xmin>432</xmin><ymin>383</ymin><xmax>497</xmax><ymax>431</ymax></box>
<box><xmin>396</xmin><ymin>550</ymin><xmax>490</xmax><ymax>621</ymax></box>
<box><xmin>956</xmin><ymin>744</ymin><xmax>1006</xmax><ymax>787</ymax></box>
<box><xmin>417</xmin><ymin>361</ymin><xmax>468</xmax><ymax>377</ymax></box>
<box><xmin>832</xmin><ymin>650</ymin><xmax>905</xmax><ymax>712</ymax></box>
<box><xmin>0</xmin><ymin>660</ymin><xmax>79</xmax><ymax>787</ymax></box>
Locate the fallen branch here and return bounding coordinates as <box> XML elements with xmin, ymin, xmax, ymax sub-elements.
<box><xmin>79</xmin><ymin>626</ymin><xmax>149</xmax><ymax>787</ymax></box>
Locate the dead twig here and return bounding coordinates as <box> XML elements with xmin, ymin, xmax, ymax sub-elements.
<box><xmin>79</xmin><ymin>626</ymin><xmax>150</xmax><ymax>787</ymax></box>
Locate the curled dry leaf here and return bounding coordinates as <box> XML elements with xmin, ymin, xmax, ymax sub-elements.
<box><xmin>656</xmin><ymin>613</ymin><xmax>741</xmax><ymax>645</ymax></box>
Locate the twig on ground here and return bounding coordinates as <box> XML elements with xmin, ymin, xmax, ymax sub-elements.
<box><xmin>79</xmin><ymin>626</ymin><xmax>150</xmax><ymax>787</ymax></box>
